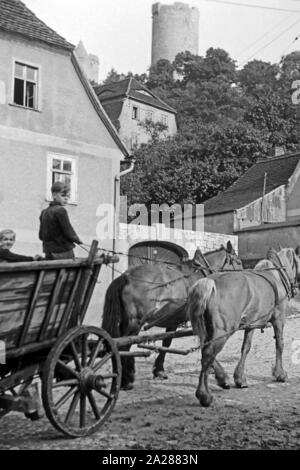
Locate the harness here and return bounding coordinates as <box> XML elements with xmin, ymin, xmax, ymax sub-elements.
<box><xmin>246</xmin><ymin>249</ymin><xmax>298</xmax><ymax>305</ymax></box>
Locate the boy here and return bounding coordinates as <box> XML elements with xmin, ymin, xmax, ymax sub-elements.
<box><xmin>0</xmin><ymin>229</ymin><xmax>42</xmax><ymax>262</ymax></box>
<box><xmin>39</xmin><ymin>181</ymin><xmax>82</xmax><ymax>260</ymax></box>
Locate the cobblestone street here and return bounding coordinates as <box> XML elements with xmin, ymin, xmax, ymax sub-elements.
<box><xmin>1</xmin><ymin>303</ymin><xmax>300</xmax><ymax>450</ymax></box>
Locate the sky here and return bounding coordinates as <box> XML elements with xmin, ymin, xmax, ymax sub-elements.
<box><xmin>24</xmin><ymin>0</ymin><xmax>300</xmax><ymax>81</ymax></box>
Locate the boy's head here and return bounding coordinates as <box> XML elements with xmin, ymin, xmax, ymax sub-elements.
<box><xmin>0</xmin><ymin>229</ymin><xmax>16</xmax><ymax>250</ymax></box>
<box><xmin>51</xmin><ymin>181</ymin><xmax>70</xmax><ymax>205</ymax></box>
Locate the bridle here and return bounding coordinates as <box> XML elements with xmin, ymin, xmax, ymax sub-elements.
<box><xmin>192</xmin><ymin>248</ymin><xmax>241</xmax><ymax>274</ymax></box>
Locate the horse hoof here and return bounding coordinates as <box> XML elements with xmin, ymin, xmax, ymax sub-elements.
<box><xmin>195</xmin><ymin>390</ymin><xmax>213</xmax><ymax>407</ymax></box>
<box><xmin>235</xmin><ymin>382</ymin><xmax>248</xmax><ymax>389</ymax></box>
<box><xmin>200</xmin><ymin>396</ymin><xmax>213</xmax><ymax>407</ymax></box>
<box><xmin>153</xmin><ymin>371</ymin><xmax>168</xmax><ymax>380</ymax></box>
<box><xmin>275</xmin><ymin>374</ymin><xmax>287</xmax><ymax>383</ymax></box>
<box><xmin>234</xmin><ymin>377</ymin><xmax>248</xmax><ymax>388</ymax></box>
<box><xmin>220</xmin><ymin>382</ymin><xmax>230</xmax><ymax>390</ymax></box>
<box><xmin>121</xmin><ymin>382</ymin><xmax>134</xmax><ymax>391</ymax></box>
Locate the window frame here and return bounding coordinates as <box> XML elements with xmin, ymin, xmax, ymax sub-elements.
<box><xmin>130</xmin><ymin>133</ymin><xmax>139</xmax><ymax>150</ymax></box>
<box><xmin>132</xmin><ymin>105</ymin><xmax>139</xmax><ymax>120</ymax></box>
<box><xmin>145</xmin><ymin>110</ymin><xmax>154</xmax><ymax>122</ymax></box>
<box><xmin>12</xmin><ymin>59</ymin><xmax>40</xmax><ymax>110</ymax></box>
<box><xmin>46</xmin><ymin>154</ymin><xmax>78</xmax><ymax>205</ymax></box>
<box><xmin>161</xmin><ymin>114</ymin><xmax>168</xmax><ymax>126</ymax></box>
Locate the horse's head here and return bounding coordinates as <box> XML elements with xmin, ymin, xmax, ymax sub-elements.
<box><xmin>222</xmin><ymin>241</ymin><xmax>243</xmax><ymax>271</ymax></box>
<box><xmin>192</xmin><ymin>241</ymin><xmax>243</xmax><ymax>273</ymax></box>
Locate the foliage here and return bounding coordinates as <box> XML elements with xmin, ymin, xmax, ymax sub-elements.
<box><xmin>103</xmin><ymin>49</ymin><xmax>300</xmax><ymax>210</ymax></box>
<box><xmin>137</xmin><ymin>119</ymin><xmax>168</xmax><ymax>142</ymax></box>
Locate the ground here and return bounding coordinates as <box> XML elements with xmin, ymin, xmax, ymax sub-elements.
<box><xmin>0</xmin><ymin>303</ymin><xmax>300</xmax><ymax>450</ymax></box>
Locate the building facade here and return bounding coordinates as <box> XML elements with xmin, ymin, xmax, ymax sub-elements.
<box><xmin>95</xmin><ymin>77</ymin><xmax>177</xmax><ymax>150</ymax></box>
<box><xmin>202</xmin><ymin>152</ymin><xmax>300</xmax><ymax>262</ymax></box>
<box><xmin>0</xmin><ymin>0</ymin><xmax>129</xmax><ymax>322</ymax></box>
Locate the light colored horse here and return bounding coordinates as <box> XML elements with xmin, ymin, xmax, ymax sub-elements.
<box><xmin>102</xmin><ymin>242</ymin><xmax>243</xmax><ymax>390</ymax></box>
<box><xmin>187</xmin><ymin>247</ymin><xmax>299</xmax><ymax>407</ymax></box>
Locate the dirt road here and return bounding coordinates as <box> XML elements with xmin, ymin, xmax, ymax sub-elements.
<box><xmin>0</xmin><ymin>307</ymin><xmax>300</xmax><ymax>450</ymax></box>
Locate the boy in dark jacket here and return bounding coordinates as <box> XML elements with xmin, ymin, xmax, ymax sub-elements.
<box><xmin>39</xmin><ymin>182</ymin><xmax>82</xmax><ymax>260</ymax></box>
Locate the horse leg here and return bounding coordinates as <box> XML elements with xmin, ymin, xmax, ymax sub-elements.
<box><xmin>213</xmin><ymin>359</ymin><xmax>230</xmax><ymax>389</ymax></box>
<box><xmin>233</xmin><ymin>329</ymin><xmax>254</xmax><ymax>388</ymax></box>
<box><xmin>153</xmin><ymin>326</ymin><xmax>175</xmax><ymax>380</ymax></box>
<box><xmin>271</xmin><ymin>308</ymin><xmax>287</xmax><ymax>382</ymax></box>
<box><xmin>120</xmin><ymin>348</ymin><xmax>135</xmax><ymax>391</ymax></box>
<box><xmin>196</xmin><ymin>333</ymin><xmax>228</xmax><ymax>407</ymax></box>
<box><xmin>120</xmin><ymin>311</ymin><xmax>140</xmax><ymax>391</ymax></box>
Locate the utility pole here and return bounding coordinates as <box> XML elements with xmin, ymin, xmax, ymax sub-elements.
<box><xmin>261</xmin><ymin>172</ymin><xmax>267</xmax><ymax>223</ymax></box>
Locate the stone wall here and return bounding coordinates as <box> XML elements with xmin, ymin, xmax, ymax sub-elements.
<box><xmin>115</xmin><ymin>222</ymin><xmax>238</xmax><ymax>273</ymax></box>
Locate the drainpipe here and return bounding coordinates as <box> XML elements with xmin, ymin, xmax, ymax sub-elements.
<box><xmin>113</xmin><ymin>156</ymin><xmax>135</xmax><ymax>280</ymax></box>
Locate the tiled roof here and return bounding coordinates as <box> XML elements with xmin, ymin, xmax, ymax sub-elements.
<box><xmin>94</xmin><ymin>77</ymin><xmax>176</xmax><ymax>113</ymax></box>
<box><xmin>0</xmin><ymin>0</ymin><xmax>74</xmax><ymax>51</ymax></box>
<box><xmin>101</xmin><ymin>101</ymin><xmax>123</xmax><ymax>130</ymax></box>
<box><xmin>204</xmin><ymin>152</ymin><xmax>300</xmax><ymax>215</ymax></box>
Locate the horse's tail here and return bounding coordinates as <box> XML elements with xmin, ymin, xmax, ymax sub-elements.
<box><xmin>102</xmin><ymin>273</ymin><xmax>130</xmax><ymax>337</ymax></box>
<box><xmin>187</xmin><ymin>278</ymin><xmax>216</xmax><ymax>344</ymax></box>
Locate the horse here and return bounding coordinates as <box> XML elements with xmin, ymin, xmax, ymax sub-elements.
<box><xmin>101</xmin><ymin>241</ymin><xmax>243</xmax><ymax>390</ymax></box>
<box><xmin>187</xmin><ymin>247</ymin><xmax>299</xmax><ymax>407</ymax></box>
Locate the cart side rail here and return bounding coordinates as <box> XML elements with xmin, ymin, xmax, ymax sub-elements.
<box><xmin>0</xmin><ymin>242</ymin><xmax>118</xmax><ymax>359</ymax></box>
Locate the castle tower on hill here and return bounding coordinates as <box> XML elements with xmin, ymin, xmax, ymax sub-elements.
<box><xmin>75</xmin><ymin>40</ymin><xmax>100</xmax><ymax>83</ymax></box>
<box><xmin>151</xmin><ymin>2</ymin><xmax>199</xmax><ymax>66</ymax></box>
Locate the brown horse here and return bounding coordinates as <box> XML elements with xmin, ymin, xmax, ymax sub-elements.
<box><xmin>102</xmin><ymin>241</ymin><xmax>243</xmax><ymax>390</ymax></box>
<box><xmin>187</xmin><ymin>247</ymin><xmax>299</xmax><ymax>407</ymax></box>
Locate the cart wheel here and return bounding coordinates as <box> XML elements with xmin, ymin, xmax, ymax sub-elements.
<box><xmin>42</xmin><ymin>326</ymin><xmax>121</xmax><ymax>437</ymax></box>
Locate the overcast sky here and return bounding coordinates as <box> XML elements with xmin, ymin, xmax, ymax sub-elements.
<box><xmin>24</xmin><ymin>0</ymin><xmax>300</xmax><ymax>81</ymax></box>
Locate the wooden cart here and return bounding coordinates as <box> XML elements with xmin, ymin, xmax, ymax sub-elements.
<box><xmin>0</xmin><ymin>241</ymin><xmax>194</xmax><ymax>437</ymax></box>
<box><xmin>0</xmin><ymin>241</ymin><xmax>125</xmax><ymax>437</ymax></box>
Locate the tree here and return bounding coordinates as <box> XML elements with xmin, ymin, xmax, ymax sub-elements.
<box><xmin>102</xmin><ymin>68</ymin><xmax>126</xmax><ymax>84</ymax></box>
<box><xmin>138</xmin><ymin>119</ymin><xmax>168</xmax><ymax>142</ymax></box>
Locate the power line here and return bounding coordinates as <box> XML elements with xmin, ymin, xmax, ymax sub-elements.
<box><xmin>236</xmin><ymin>13</ymin><xmax>295</xmax><ymax>60</ymax></box>
<box><xmin>281</xmin><ymin>32</ymin><xmax>300</xmax><ymax>55</ymax></box>
<box><xmin>202</xmin><ymin>0</ymin><xmax>299</xmax><ymax>13</ymax></box>
<box><xmin>239</xmin><ymin>16</ymin><xmax>300</xmax><ymax>66</ymax></box>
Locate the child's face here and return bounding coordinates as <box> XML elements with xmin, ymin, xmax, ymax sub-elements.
<box><xmin>53</xmin><ymin>191</ymin><xmax>69</xmax><ymax>205</ymax></box>
<box><xmin>0</xmin><ymin>234</ymin><xmax>15</xmax><ymax>250</ymax></box>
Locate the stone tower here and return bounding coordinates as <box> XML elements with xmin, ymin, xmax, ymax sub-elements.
<box><xmin>151</xmin><ymin>2</ymin><xmax>199</xmax><ymax>66</ymax></box>
<box><xmin>75</xmin><ymin>41</ymin><xmax>100</xmax><ymax>83</ymax></box>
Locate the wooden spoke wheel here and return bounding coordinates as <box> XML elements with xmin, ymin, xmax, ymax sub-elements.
<box><xmin>42</xmin><ymin>326</ymin><xmax>121</xmax><ymax>437</ymax></box>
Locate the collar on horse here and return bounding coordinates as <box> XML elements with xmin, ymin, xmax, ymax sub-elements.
<box><xmin>249</xmin><ymin>249</ymin><xmax>297</xmax><ymax>304</ymax></box>
<box><xmin>267</xmin><ymin>248</ymin><xmax>296</xmax><ymax>300</ymax></box>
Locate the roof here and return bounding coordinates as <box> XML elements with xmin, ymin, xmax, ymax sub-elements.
<box><xmin>204</xmin><ymin>152</ymin><xmax>300</xmax><ymax>216</ymax></box>
<box><xmin>0</xmin><ymin>0</ymin><xmax>129</xmax><ymax>157</ymax></box>
<box><xmin>0</xmin><ymin>0</ymin><xmax>74</xmax><ymax>51</ymax></box>
<box><xmin>94</xmin><ymin>77</ymin><xmax>177</xmax><ymax>114</ymax></box>
<box><xmin>101</xmin><ymin>101</ymin><xmax>123</xmax><ymax>130</ymax></box>
<box><xmin>71</xmin><ymin>56</ymin><xmax>130</xmax><ymax>158</ymax></box>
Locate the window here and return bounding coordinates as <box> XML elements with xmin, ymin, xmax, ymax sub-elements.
<box><xmin>13</xmin><ymin>62</ymin><xmax>38</xmax><ymax>109</ymax></box>
<box><xmin>161</xmin><ymin>114</ymin><xmax>168</xmax><ymax>126</ymax></box>
<box><xmin>132</xmin><ymin>106</ymin><xmax>139</xmax><ymax>120</ymax></box>
<box><xmin>47</xmin><ymin>154</ymin><xmax>77</xmax><ymax>203</ymax></box>
<box><xmin>145</xmin><ymin>110</ymin><xmax>153</xmax><ymax>121</ymax></box>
